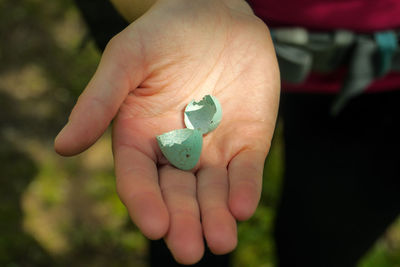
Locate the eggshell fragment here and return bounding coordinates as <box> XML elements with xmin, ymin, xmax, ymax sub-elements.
<box><xmin>156</xmin><ymin>128</ymin><xmax>203</xmax><ymax>170</ymax></box>
<box><xmin>184</xmin><ymin>95</ymin><xmax>222</xmax><ymax>135</ymax></box>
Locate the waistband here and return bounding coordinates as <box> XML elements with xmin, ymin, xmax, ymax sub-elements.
<box><xmin>271</xmin><ymin>28</ymin><xmax>400</xmax><ymax>114</ymax></box>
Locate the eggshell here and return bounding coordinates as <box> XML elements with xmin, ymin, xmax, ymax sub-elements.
<box><xmin>156</xmin><ymin>128</ymin><xmax>203</xmax><ymax>170</ymax></box>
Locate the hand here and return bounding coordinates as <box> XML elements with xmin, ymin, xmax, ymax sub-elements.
<box><xmin>55</xmin><ymin>0</ymin><xmax>280</xmax><ymax>264</ymax></box>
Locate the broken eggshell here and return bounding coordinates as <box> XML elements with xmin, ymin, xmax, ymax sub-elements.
<box><xmin>156</xmin><ymin>128</ymin><xmax>203</xmax><ymax>171</ymax></box>
<box><xmin>184</xmin><ymin>95</ymin><xmax>222</xmax><ymax>135</ymax></box>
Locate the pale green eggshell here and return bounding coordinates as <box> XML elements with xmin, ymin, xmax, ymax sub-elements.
<box><xmin>184</xmin><ymin>95</ymin><xmax>222</xmax><ymax>135</ymax></box>
<box><xmin>156</xmin><ymin>128</ymin><xmax>203</xmax><ymax>171</ymax></box>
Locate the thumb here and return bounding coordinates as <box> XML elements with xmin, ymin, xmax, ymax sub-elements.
<box><xmin>55</xmin><ymin>30</ymin><xmax>144</xmax><ymax>156</ymax></box>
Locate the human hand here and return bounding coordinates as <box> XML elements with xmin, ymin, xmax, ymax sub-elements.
<box><xmin>55</xmin><ymin>0</ymin><xmax>280</xmax><ymax>264</ymax></box>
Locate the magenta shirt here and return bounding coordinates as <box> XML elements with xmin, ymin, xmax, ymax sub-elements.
<box><xmin>248</xmin><ymin>0</ymin><xmax>400</xmax><ymax>93</ymax></box>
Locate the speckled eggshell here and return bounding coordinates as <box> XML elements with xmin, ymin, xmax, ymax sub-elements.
<box><xmin>156</xmin><ymin>128</ymin><xmax>203</xmax><ymax>171</ymax></box>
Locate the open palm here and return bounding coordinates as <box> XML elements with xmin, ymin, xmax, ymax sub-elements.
<box><xmin>55</xmin><ymin>0</ymin><xmax>279</xmax><ymax>264</ymax></box>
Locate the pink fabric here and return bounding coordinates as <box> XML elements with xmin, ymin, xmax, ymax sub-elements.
<box><xmin>283</xmin><ymin>70</ymin><xmax>400</xmax><ymax>94</ymax></box>
<box><xmin>247</xmin><ymin>0</ymin><xmax>400</xmax><ymax>93</ymax></box>
<box><xmin>248</xmin><ymin>0</ymin><xmax>400</xmax><ymax>31</ymax></box>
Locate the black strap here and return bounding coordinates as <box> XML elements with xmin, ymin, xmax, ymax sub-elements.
<box><xmin>331</xmin><ymin>36</ymin><xmax>376</xmax><ymax>114</ymax></box>
<box><xmin>74</xmin><ymin>0</ymin><xmax>128</xmax><ymax>51</ymax></box>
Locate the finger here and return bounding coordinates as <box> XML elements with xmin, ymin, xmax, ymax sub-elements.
<box><xmin>228</xmin><ymin>150</ymin><xmax>266</xmax><ymax>221</ymax></box>
<box><xmin>55</xmin><ymin>31</ymin><xmax>145</xmax><ymax>156</ymax></box>
<box><xmin>197</xmin><ymin>166</ymin><xmax>237</xmax><ymax>255</ymax></box>
<box><xmin>160</xmin><ymin>165</ymin><xmax>204</xmax><ymax>265</ymax></box>
<box><xmin>114</xmin><ymin>145</ymin><xmax>169</xmax><ymax>240</ymax></box>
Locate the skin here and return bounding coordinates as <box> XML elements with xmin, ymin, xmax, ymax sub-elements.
<box><xmin>55</xmin><ymin>0</ymin><xmax>280</xmax><ymax>264</ymax></box>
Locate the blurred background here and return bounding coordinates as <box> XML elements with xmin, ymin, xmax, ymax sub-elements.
<box><xmin>0</xmin><ymin>0</ymin><xmax>399</xmax><ymax>266</ymax></box>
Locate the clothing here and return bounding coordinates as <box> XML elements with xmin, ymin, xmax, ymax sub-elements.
<box><xmin>248</xmin><ymin>0</ymin><xmax>400</xmax><ymax>31</ymax></box>
<box><xmin>247</xmin><ymin>0</ymin><xmax>400</xmax><ymax>94</ymax></box>
<box><xmin>276</xmin><ymin>91</ymin><xmax>400</xmax><ymax>267</ymax></box>
<box><xmin>256</xmin><ymin>2</ymin><xmax>400</xmax><ymax>265</ymax></box>
<box><xmin>150</xmin><ymin>240</ymin><xmax>230</xmax><ymax>267</ymax></box>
